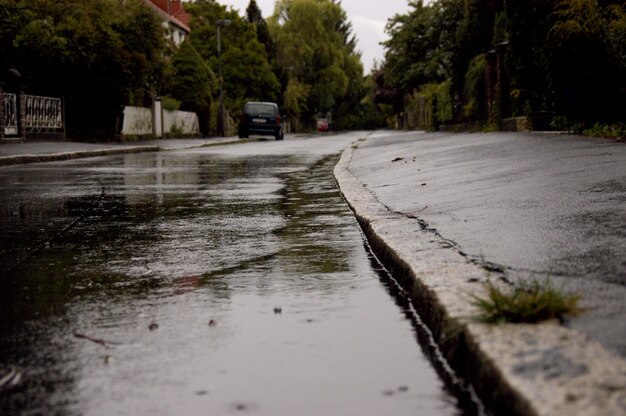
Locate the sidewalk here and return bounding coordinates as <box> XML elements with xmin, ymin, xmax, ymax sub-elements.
<box><xmin>0</xmin><ymin>137</ymin><xmax>240</xmax><ymax>167</ymax></box>
<box><xmin>334</xmin><ymin>132</ymin><xmax>626</xmax><ymax>416</ymax></box>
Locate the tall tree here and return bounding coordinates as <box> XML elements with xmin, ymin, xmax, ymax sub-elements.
<box><xmin>503</xmin><ymin>0</ymin><xmax>558</xmax><ymax>116</ymax></box>
<box><xmin>166</xmin><ymin>39</ymin><xmax>216</xmax><ymax>135</ymax></box>
<box><xmin>383</xmin><ymin>1</ymin><xmax>437</xmax><ymax>92</ymax></box>
<box><xmin>0</xmin><ymin>0</ymin><xmax>167</xmax><ymax>139</ymax></box>
<box><xmin>380</xmin><ymin>0</ymin><xmax>626</xmax><ymax>127</ymax></box>
<box><xmin>383</xmin><ymin>0</ymin><xmax>462</xmax><ymax>97</ymax></box>
<box><xmin>246</xmin><ymin>0</ymin><xmax>275</xmax><ymax>59</ymax></box>
<box><xmin>186</xmin><ymin>0</ymin><xmax>280</xmax><ymax>116</ymax></box>
<box><xmin>269</xmin><ymin>0</ymin><xmax>364</xmax><ymax>126</ymax></box>
<box><xmin>549</xmin><ymin>0</ymin><xmax>626</xmax><ymax>121</ymax></box>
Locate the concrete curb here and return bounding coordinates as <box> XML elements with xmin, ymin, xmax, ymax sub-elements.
<box><xmin>334</xmin><ymin>140</ymin><xmax>626</xmax><ymax>416</ymax></box>
<box><xmin>0</xmin><ymin>145</ymin><xmax>160</xmax><ymax>167</ymax></box>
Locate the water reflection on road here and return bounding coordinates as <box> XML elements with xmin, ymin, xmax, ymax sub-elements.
<box><xmin>0</xmin><ymin>150</ymin><xmax>475</xmax><ymax>415</ymax></box>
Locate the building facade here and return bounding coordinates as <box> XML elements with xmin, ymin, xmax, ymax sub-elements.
<box><xmin>144</xmin><ymin>0</ymin><xmax>191</xmax><ymax>47</ymax></box>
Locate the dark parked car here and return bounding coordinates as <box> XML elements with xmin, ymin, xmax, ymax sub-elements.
<box><xmin>238</xmin><ymin>101</ymin><xmax>284</xmax><ymax>140</ymax></box>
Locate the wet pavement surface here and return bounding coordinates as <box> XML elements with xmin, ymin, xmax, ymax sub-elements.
<box><xmin>0</xmin><ymin>135</ymin><xmax>477</xmax><ymax>415</ymax></box>
<box><xmin>350</xmin><ymin>131</ymin><xmax>626</xmax><ymax>357</ymax></box>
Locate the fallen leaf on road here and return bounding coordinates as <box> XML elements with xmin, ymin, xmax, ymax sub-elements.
<box><xmin>74</xmin><ymin>332</ymin><xmax>120</xmax><ymax>347</ymax></box>
<box><xmin>0</xmin><ymin>366</ymin><xmax>21</xmax><ymax>389</ymax></box>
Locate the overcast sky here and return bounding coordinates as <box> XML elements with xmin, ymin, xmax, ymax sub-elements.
<box><xmin>214</xmin><ymin>0</ymin><xmax>414</xmax><ymax>74</ymax></box>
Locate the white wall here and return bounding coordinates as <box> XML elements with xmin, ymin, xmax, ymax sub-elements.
<box><xmin>164</xmin><ymin>110</ymin><xmax>199</xmax><ymax>135</ymax></box>
<box><xmin>122</xmin><ymin>106</ymin><xmax>152</xmax><ymax>136</ymax></box>
<box><xmin>122</xmin><ymin>105</ymin><xmax>200</xmax><ymax>137</ymax></box>
<box><xmin>171</xmin><ymin>27</ymin><xmax>186</xmax><ymax>46</ymax></box>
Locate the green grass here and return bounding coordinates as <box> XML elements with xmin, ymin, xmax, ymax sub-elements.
<box><xmin>472</xmin><ymin>279</ymin><xmax>581</xmax><ymax>324</ymax></box>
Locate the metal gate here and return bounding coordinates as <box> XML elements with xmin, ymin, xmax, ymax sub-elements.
<box><xmin>1</xmin><ymin>93</ymin><xmax>64</xmax><ymax>139</ymax></box>
<box><xmin>3</xmin><ymin>93</ymin><xmax>17</xmax><ymax>136</ymax></box>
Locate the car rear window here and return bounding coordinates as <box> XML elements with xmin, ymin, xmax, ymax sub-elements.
<box><xmin>245</xmin><ymin>103</ymin><xmax>277</xmax><ymax>115</ymax></box>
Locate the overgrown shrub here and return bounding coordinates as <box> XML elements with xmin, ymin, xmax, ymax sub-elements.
<box><xmin>415</xmin><ymin>80</ymin><xmax>453</xmax><ymax>129</ymax></box>
<box><xmin>463</xmin><ymin>54</ymin><xmax>486</xmax><ymax>121</ymax></box>
<box><xmin>161</xmin><ymin>96</ymin><xmax>181</xmax><ymax>112</ymax></box>
<box><xmin>583</xmin><ymin>123</ymin><xmax>626</xmax><ymax>139</ymax></box>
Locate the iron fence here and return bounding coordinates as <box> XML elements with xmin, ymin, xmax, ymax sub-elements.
<box><xmin>24</xmin><ymin>95</ymin><xmax>63</xmax><ymax>130</ymax></box>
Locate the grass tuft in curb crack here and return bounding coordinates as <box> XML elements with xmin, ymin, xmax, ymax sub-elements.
<box><xmin>471</xmin><ymin>279</ymin><xmax>581</xmax><ymax>324</ymax></box>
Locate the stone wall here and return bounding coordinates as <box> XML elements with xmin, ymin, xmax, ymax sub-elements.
<box><xmin>502</xmin><ymin>116</ymin><xmax>531</xmax><ymax>132</ymax></box>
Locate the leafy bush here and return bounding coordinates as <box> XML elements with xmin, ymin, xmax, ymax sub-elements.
<box><xmin>168</xmin><ymin>124</ymin><xmax>184</xmax><ymax>138</ymax></box>
<box><xmin>332</xmin><ymin>102</ymin><xmax>387</xmax><ymax>130</ymax></box>
<box><xmin>583</xmin><ymin>123</ymin><xmax>626</xmax><ymax>139</ymax></box>
<box><xmin>161</xmin><ymin>96</ymin><xmax>181</xmax><ymax>112</ymax></box>
<box><xmin>415</xmin><ymin>80</ymin><xmax>453</xmax><ymax>129</ymax></box>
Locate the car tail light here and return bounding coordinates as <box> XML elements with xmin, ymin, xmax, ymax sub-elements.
<box><xmin>275</xmin><ymin>116</ymin><xmax>281</xmax><ymax>124</ymax></box>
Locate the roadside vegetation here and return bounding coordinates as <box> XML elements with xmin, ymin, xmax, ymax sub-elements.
<box><xmin>0</xmin><ymin>0</ymin><xmax>387</xmax><ymax>139</ymax></box>
<box><xmin>472</xmin><ymin>279</ymin><xmax>581</xmax><ymax>324</ymax></box>
<box><xmin>582</xmin><ymin>123</ymin><xmax>626</xmax><ymax>140</ymax></box>
<box><xmin>1</xmin><ymin>0</ymin><xmax>623</xmax><ymax>139</ymax></box>
<box><xmin>377</xmin><ymin>0</ymin><xmax>626</xmax><ymax>134</ymax></box>
<box><xmin>0</xmin><ymin>0</ymin><xmax>167</xmax><ymax>139</ymax></box>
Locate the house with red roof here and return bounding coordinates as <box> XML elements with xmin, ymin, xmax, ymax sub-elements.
<box><xmin>144</xmin><ymin>0</ymin><xmax>192</xmax><ymax>47</ymax></box>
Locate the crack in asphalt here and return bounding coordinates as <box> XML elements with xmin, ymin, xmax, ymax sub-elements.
<box><xmin>384</xmin><ymin>205</ymin><xmax>564</xmax><ymax>285</ymax></box>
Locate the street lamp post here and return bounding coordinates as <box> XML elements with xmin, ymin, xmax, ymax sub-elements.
<box><xmin>216</xmin><ymin>19</ymin><xmax>231</xmax><ymax>137</ymax></box>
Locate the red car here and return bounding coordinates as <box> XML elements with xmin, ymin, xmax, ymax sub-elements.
<box><xmin>317</xmin><ymin>118</ymin><xmax>329</xmax><ymax>132</ymax></box>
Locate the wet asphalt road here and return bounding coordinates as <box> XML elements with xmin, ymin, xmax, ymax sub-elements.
<box><xmin>0</xmin><ymin>134</ymin><xmax>475</xmax><ymax>415</ymax></box>
<box><xmin>351</xmin><ymin>131</ymin><xmax>626</xmax><ymax>357</ymax></box>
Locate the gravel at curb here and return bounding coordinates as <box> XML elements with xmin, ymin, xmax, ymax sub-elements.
<box><xmin>334</xmin><ymin>142</ymin><xmax>626</xmax><ymax>416</ymax></box>
<box><xmin>0</xmin><ymin>146</ymin><xmax>160</xmax><ymax>167</ymax></box>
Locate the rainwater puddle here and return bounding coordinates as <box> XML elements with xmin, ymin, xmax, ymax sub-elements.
<box><xmin>0</xmin><ymin>152</ymin><xmax>479</xmax><ymax>415</ymax></box>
